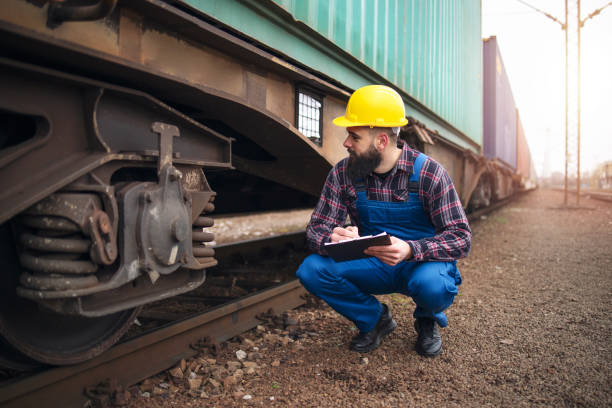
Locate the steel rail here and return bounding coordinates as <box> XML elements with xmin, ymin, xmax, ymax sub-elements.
<box><xmin>551</xmin><ymin>187</ymin><xmax>612</xmax><ymax>203</ymax></box>
<box><xmin>466</xmin><ymin>190</ymin><xmax>532</xmax><ymax>222</ymax></box>
<box><xmin>0</xmin><ymin>279</ymin><xmax>306</xmax><ymax>408</ymax></box>
<box><xmin>213</xmin><ymin>230</ymin><xmax>307</xmax><ymax>262</ymax></box>
<box><xmin>584</xmin><ymin>192</ymin><xmax>612</xmax><ymax>202</ymax></box>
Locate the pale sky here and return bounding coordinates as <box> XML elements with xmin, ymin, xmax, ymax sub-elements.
<box><xmin>482</xmin><ymin>0</ymin><xmax>612</xmax><ymax>177</ymax></box>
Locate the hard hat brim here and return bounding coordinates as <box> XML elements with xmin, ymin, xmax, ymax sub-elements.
<box><xmin>332</xmin><ymin>115</ymin><xmax>408</xmax><ymax>128</ymax></box>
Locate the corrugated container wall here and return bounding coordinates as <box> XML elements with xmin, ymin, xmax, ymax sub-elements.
<box><xmin>516</xmin><ymin>109</ymin><xmax>531</xmax><ymax>177</ymax></box>
<box><xmin>483</xmin><ymin>36</ymin><xmax>517</xmax><ymax>169</ymax></box>
<box><xmin>271</xmin><ymin>0</ymin><xmax>482</xmax><ymax>147</ymax></box>
<box><xmin>182</xmin><ymin>0</ymin><xmax>482</xmax><ymax>150</ymax></box>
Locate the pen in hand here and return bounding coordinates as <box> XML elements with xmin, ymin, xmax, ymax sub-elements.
<box><xmin>330</xmin><ymin>225</ymin><xmax>359</xmax><ymax>243</ymax></box>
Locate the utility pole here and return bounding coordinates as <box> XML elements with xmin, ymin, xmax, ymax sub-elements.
<box><xmin>576</xmin><ymin>0</ymin><xmax>581</xmax><ymax>204</ymax></box>
<box><xmin>517</xmin><ymin>0</ymin><xmax>612</xmax><ymax>206</ymax></box>
<box><xmin>561</xmin><ymin>0</ymin><xmax>569</xmax><ymax>207</ymax></box>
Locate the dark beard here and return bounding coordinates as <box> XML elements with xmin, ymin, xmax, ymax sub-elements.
<box><xmin>347</xmin><ymin>143</ymin><xmax>382</xmax><ymax>180</ymax></box>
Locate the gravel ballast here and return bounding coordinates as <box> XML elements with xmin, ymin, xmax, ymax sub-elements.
<box><xmin>128</xmin><ymin>189</ymin><xmax>611</xmax><ymax>407</ymax></box>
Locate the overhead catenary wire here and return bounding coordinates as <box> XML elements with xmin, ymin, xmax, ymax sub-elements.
<box><xmin>515</xmin><ymin>0</ymin><xmax>566</xmax><ymax>27</ymax></box>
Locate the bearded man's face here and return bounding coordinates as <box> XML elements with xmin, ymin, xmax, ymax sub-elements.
<box><xmin>347</xmin><ymin>140</ymin><xmax>382</xmax><ymax>180</ymax></box>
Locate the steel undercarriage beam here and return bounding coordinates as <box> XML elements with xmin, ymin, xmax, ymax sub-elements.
<box><xmin>0</xmin><ymin>57</ymin><xmax>231</xmax><ymax>224</ymax></box>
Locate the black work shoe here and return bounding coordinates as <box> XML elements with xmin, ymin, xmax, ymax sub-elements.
<box><xmin>414</xmin><ymin>318</ymin><xmax>442</xmax><ymax>357</ymax></box>
<box><xmin>349</xmin><ymin>304</ymin><xmax>397</xmax><ymax>353</ymax></box>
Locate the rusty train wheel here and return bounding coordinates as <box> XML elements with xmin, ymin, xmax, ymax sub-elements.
<box><xmin>0</xmin><ymin>222</ymin><xmax>139</xmax><ymax>367</ymax></box>
<box><xmin>0</xmin><ymin>337</ymin><xmax>42</xmax><ymax>371</ymax></box>
<box><xmin>0</xmin><ymin>298</ymin><xmax>139</xmax><ymax>367</ymax></box>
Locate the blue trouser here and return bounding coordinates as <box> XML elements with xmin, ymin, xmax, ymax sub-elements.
<box><xmin>296</xmin><ymin>254</ymin><xmax>460</xmax><ymax>333</ymax></box>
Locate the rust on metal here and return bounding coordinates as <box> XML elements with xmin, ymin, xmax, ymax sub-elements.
<box><xmin>0</xmin><ymin>58</ymin><xmax>232</xmax><ymax>225</ymax></box>
<box><xmin>84</xmin><ymin>378</ymin><xmax>130</xmax><ymax>408</ymax></box>
<box><xmin>47</xmin><ymin>0</ymin><xmax>118</xmax><ymax>29</ymax></box>
<box><xmin>87</xmin><ymin>209</ymin><xmax>118</xmax><ymax>265</ymax></box>
<box><xmin>193</xmin><ymin>216</ymin><xmax>214</xmax><ymax>228</ymax></box>
<box><xmin>151</xmin><ymin>121</ymin><xmax>180</xmax><ymax>175</ymax></box>
<box><xmin>189</xmin><ymin>336</ymin><xmax>220</xmax><ymax>356</ymax></box>
<box><xmin>18</xmin><ymin>232</ymin><xmax>90</xmax><ymax>254</ymax></box>
<box><xmin>0</xmin><ymin>280</ymin><xmax>306</xmax><ymax>408</ymax></box>
<box><xmin>192</xmin><ymin>230</ymin><xmax>214</xmax><ymax>242</ymax></box>
<box><xmin>19</xmin><ymin>272</ymin><xmax>99</xmax><ymax>291</ymax></box>
<box><xmin>18</xmin><ymin>252</ymin><xmax>98</xmax><ymax>275</ymax></box>
<box><xmin>406</xmin><ymin>116</ymin><xmax>435</xmax><ymax>145</ymax></box>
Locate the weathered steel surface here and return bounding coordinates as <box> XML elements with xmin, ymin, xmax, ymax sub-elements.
<box><xmin>47</xmin><ymin>0</ymin><xmax>117</xmax><ymax>28</ymax></box>
<box><xmin>0</xmin><ymin>57</ymin><xmax>232</xmax><ymax>225</ymax></box>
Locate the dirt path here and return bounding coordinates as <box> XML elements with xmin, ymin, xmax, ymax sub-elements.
<box><xmin>129</xmin><ymin>189</ymin><xmax>611</xmax><ymax>407</ymax></box>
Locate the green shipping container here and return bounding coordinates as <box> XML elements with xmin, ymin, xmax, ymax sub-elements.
<box><xmin>180</xmin><ymin>0</ymin><xmax>482</xmax><ymax>151</ymax></box>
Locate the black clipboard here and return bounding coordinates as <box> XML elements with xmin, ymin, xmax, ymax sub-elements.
<box><xmin>323</xmin><ymin>232</ymin><xmax>391</xmax><ymax>262</ymax></box>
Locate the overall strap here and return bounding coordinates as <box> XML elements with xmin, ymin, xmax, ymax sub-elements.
<box><xmin>354</xmin><ymin>178</ymin><xmax>367</xmax><ymax>193</ymax></box>
<box><xmin>408</xmin><ymin>152</ymin><xmax>428</xmax><ymax>193</ymax></box>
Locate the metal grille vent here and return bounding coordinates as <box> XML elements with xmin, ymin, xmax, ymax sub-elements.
<box><xmin>297</xmin><ymin>90</ymin><xmax>322</xmax><ymax>145</ymax></box>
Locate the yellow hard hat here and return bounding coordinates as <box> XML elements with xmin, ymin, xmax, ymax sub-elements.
<box><xmin>333</xmin><ymin>85</ymin><xmax>408</xmax><ymax>128</ymax></box>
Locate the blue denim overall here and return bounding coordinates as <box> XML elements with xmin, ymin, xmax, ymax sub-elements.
<box><xmin>297</xmin><ymin>153</ymin><xmax>461</xmax><ymax>333</ymax></box>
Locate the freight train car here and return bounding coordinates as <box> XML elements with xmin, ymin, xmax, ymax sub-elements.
<box><xmin>476</xmin><ymin>35</ymin><xmax>536</xmax><ymax>208</ymax></box>
<box><xmin>517</xmin><ymin>109</ymin><xmax>537</xmax><ymax>190</ymax></box>
<box><xmin>0</xmin><ymin>0</ymin><xmax>530</xmax><ymax>367</ymax></box>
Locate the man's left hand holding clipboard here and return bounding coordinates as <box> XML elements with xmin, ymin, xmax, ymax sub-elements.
<box><xmin>324</xmin><ymin>232</ymin><xmax>391</xmax><ymax>262</ymax></box>
<box><xmin>327</xmin><ymin>226</ymin><xmax>413</xmax><ymax>266</ymax></box>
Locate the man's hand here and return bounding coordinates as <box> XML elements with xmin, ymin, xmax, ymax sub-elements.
<box><xmin>330</xmin><ymin>226</ymin><xmax>359</xmax><ymax>243</ymax></box>
<box><xmin>364</xmin><ymin>236</ymin><xmax>412</xmax><ymax>266</ymax></box>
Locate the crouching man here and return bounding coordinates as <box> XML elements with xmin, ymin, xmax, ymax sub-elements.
<box><xmin>296</xmin><ymin>85</ymin><xmax>471</xmax><ymax>357</ymax></box>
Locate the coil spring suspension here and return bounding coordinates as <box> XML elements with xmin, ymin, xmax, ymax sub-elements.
<box><xmin>18</xmin><ymin>215</ymin><xmax>99</xmax><ymax>291</ymax></box>
<box><xmin>192</xmin><ymin>197</ymin><xmax>216</xmax><ymax>268</ymax></box>
<box><xmin>15</xmin><ymin>193</ymin><xmax>117</xmax><ymax>292</ymax></box>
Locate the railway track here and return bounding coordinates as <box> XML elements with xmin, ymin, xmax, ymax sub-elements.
<box><xmin>0</xmin><ymin>281</ymin><xmax>306</xmax><ymax>408</ymax></box>
<box><xmin>0</xmin><ymin>231</ymin><xmax>308</xmax><ymax>408</ymax></box>
<box><xmin>573</xmin><ymin>190</ymin><xmax>612</xmax><ymax>203</ymax></box>
<box><xmin>588</xmin><ymin>192</ymin><xmax>612</xmax><ymax>202</ymax></box>
<box><xmin>0</xmin><ymin>194</ymin><xmax>528</xmax><ymax>407</ymax></box>
<box><xmin>551</xmin><ymin>187</ymin><xmax>612</xmax><ymax>203</ymax></box>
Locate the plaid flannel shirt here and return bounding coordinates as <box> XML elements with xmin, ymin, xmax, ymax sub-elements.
<box><xmin>306</xmin><ymin>143</ymin><xmax>471</xmax><ymax>261</ymax></box>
